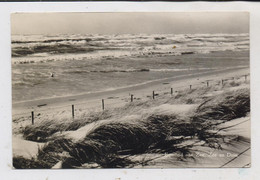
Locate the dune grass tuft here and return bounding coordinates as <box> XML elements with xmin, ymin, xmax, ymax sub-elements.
<box><xmin>193</xmin><ymin>88</ymin><xmax>250</xmax><ymax>122</ymax></box>
<box><xmin>15</xmin><ymin>79</ymin><xmax>250</xmax><ymax>168</ymax></box>
<box><xmin>20</xmin><ymin>114</ymin><xmax>180</xmax><ymax>168</ymax></box>
<box><xmin>13</xmin><ymin>156</ymin><xmax>50</xmax><ymax>169</ymax></box>
<box><xmin>21</xmin><ymin>110</ymin><xmax>112</xmax><ymax>142</ymax></box>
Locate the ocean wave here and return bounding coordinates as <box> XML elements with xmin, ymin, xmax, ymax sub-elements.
<box><xmin>66</xmin><ymin>69</ymin><xmax>151</xmax><ymax>74</ymax></box>
<box><xmin>66</xmin><ymin>67</ymin><xmax>218</xmax><ymax>74</ymax></box>
<box><xmin>12</xmin><ymin>37</ymin><xmax>93</xmax><ymax>44</ymax></box>
<box><xmin>14</xmin><ymin>66</ymin><xmax>243</xmax><ymax>104</ymax></box>
<box><xmin>150</xmin><ymin>68</ymin><xmax>216</xmax><ymax>72</ymax></box>
<box><xmin>12</xmin><ymin>33</ymin><xmax>249</xmax><ymax>62</ymax></box>
<box><xmin>154</xmin><ymin>37</ymin><xmax>166</xmax><ymax>40</ymax></box>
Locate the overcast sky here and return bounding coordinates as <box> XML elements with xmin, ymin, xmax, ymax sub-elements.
<box><xmin>11</xmin><ymin>12</ymin><xmax>249</xmax><ymax>35</ymax></box>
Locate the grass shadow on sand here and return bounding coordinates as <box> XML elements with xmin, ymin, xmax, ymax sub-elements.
<box><xmin>13</xmin><ymin>80</ymin><xmax>250</xmax><ymax>169</ymax></box>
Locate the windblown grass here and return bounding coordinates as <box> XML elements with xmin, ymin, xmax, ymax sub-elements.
<box><xmin>13</xmin><ymin>156</ymin><xmax>50</xmax><ymax>169</ymax></box>
<box><xmin>22</xmin><ymin>110</ymin><xmax>112</xmax><ymax>142</ymax></box>
<box><xmin>20</xmin><ymin>83</ymin><xmax>220</xmax><ymax>143</ymax></box>
<box><xmin>15</xmin><ymin>78</ymin><xmax>250</xmax><ymax>168</ymax></box>
<box><xmin>193</xmin><ymin>88</ymin><xmax>250</xmax><ymax>122</ymax></box>
<box><xmin>30</xmin><ymin>114</ymin><xmax>178</xmax><ymax>168</ymax></box>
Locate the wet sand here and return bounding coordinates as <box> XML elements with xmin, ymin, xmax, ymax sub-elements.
<box><xmin>12</xmin><ymin>66</ymin><xmax>249</xmax><ymax>119</ymax></box>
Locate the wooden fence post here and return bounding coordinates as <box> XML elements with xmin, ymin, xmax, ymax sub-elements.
<box><xmin>190</xmin><ymin>85</ymin><xmax>192</xmax><ymax>90</ymax></box>
<box><xmin>131</xmin><ymin>94</ymin><xmax>134</xmax><ymax>102</ymax></box>
<box><xmin>31</xmin><ymin>111</ymin><xmax>34</xmax><ymax>125</ymax></box>
<box><xmin>72</xmin><ymin>105</ymin><xmax>74</xmax><ymax>118</ymax></box>
<box><xmin>171</xmin><ymin>88</ymin><xmax>173</xmax><ymax>95</ymax></box>
<box><xmin>207</xmin><ymin>81</ymin><xmax>209</xmax><ymax>87</ymax></box>
<box><xmin>245</xmin><ymin>75</ymin><xmax>247</xmax><ymax>82</ymax></box>
<box><xmin>222</xmin><ymin>79</ymin><xmax>224</xmax><ymax>86</ymax></box>
<box><xmin>102</xmin><ymin>99</ymin><xmax>105</xmax><ymax>110</ymax></box>
<box><xmin>153</xmin><ymin>91</ymin><xmax>155</xmax><ymax>99</ymax></box>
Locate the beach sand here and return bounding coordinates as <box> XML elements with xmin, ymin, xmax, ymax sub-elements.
<box><xmin>12</xmin><ymin>66</ymin><xmax>249</xmax><ymax>112</ymax></box>
<box><xmin>12</xmin><ymin>66</ymin><xmax>249</xmax><ymax>125</ymax></box>
<box><xmin>12</xmin><ymin>66</ymin><xmax>250</xmax><ymax>168</ymax></box>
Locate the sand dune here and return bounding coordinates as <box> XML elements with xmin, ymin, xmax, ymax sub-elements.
<box><xmin>12</xmin><ymin>69</ymin><xmax>250</xmax><ymax>168</ymax></box>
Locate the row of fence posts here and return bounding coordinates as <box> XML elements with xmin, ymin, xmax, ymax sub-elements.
<box><xmin>29</xmin><ymin>74</ymin><xmax>249</xmax><ymax>125</ymax></box>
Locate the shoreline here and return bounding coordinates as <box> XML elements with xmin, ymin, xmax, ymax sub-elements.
<box><xmin>12</xmin><ymin>49</ymin><xmax>249</xmax><ymax>104</ymax></box>
<box><xmin>12</xmin><ymin>70</ymin><xmax>251</xmax><ymax>168</ymax></box>
<box><xmin>12</xmin><ymin>66</ymin><xmax>250</xmax><ymax>117</ymax></box>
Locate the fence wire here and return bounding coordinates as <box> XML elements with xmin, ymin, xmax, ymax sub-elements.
<box><xmin>12</xmin><ymin>73</ymin><xmax>250</xmax><ymax>122</ymax></box>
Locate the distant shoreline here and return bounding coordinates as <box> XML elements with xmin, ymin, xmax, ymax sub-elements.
<box><xmin>12</xmin><ymin>66</ymin><xmax>249</xmax><ymax>117</ymax></box>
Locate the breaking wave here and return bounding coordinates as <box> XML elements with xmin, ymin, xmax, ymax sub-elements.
<box><xmin>12</xmin><ymin>33</ymin><xmax>249</xmax><ymax>64</ymax></box>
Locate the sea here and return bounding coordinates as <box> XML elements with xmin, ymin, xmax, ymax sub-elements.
<box><xmin>12</xmin><ymin>33</ymin><xmax>249</xmax><ymax>102</ymax></box>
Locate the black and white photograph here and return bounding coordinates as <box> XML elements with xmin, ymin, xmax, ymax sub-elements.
<box><xmin>11</xmin><ymin>12</ymin><xmax>250</xmax><ymax>169</ymax></box>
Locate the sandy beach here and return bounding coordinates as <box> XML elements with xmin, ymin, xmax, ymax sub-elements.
<box><xmin>11</xmin><ymin>18</ymin><xmax>250</xmax><ymax>169</ymax></box>
<box><xmin>12</xmin><ymin>65</ymin><xmax>250</xmax><ymax>168</ymax></box>
<box><xmin>12</xmin><ymin>66</ymin><xmax>249</xmax><ymax>122</ymax></box>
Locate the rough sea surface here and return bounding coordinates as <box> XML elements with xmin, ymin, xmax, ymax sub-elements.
<box><xmin>12</xmin><ymin>33</ymin><xmax>249</xmax><ymax>102</ymax></box>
